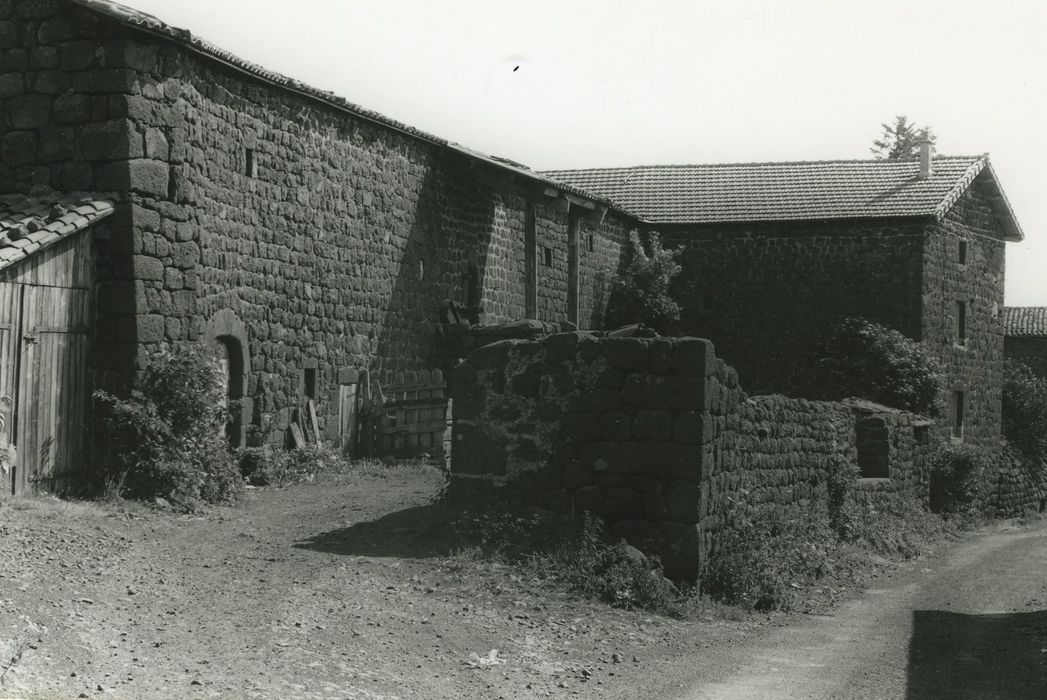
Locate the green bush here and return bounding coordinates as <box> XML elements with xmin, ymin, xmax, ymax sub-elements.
<box><xmin>237</xmin><ymin>444</ymin><xmax>348</xmax><ymax>486</ymax></box>
<box><xmin>701</xmin><ymin>504</ymin><xmax>836</xmax><ymax>611</ymax></box>
<box><xmin>94</xmin><ymin>344</ymin><xmax>241</xmax><ymax>510</ymax></box>
<box><xmin>605</xmin><ymin>230</ymin><xmax>682</xmax><ymax>334</ymax></box>
<box><xmin>927</xmin><ymin>443</ymin><xmax>993</xmax><ymax>516</ymax></box>
<box><xmin>1003</xmin><ymin>359</ymin><xmax>1047</xmax><ymax>462</ymax></box>
<box><xmin>814</xmin><ymin>317</ymin><xmax>943</xmax><ymax>415</ymax></box>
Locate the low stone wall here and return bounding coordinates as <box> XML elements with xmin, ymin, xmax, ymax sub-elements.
<box><xmin>450</xmin><ymin>332</ymin><xmax>935</xmax><ymax>580</ymax></box>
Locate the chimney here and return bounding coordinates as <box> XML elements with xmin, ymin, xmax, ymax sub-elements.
<box><xmin>918</xmin><ymin>129</ymin><xmax>933</xmax><ymax>179</ymax></box>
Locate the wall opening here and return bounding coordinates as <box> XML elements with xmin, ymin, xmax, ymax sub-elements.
<box><xmin>303</xmin><ymin>366</ymin><xmax>318</xmax><ymax>400</ymax></box>
<box><xmin>958</xmin><ymin>239</ymin><xmax>968</xmax><ymax>265</ymax></box>
<box><xmin>952</xmin><ymin>390</ymin><xmax>965</xmax><ymax>440</ymax></box>
<box><xmin>216</xmin><ymin>336</ymin><xmax>245</xmax><ymax>448</ymax></box>
<box><xmin>543</xmin><ymin>246</ymin><xmax>553</xmax><ymax>267</ymax></box>
<box><xmin>956</xmin><ymin>300</ymin><xmax>966</xmax><ymax>346</ymax></box>
<box><xmin>855</xmin><ymin>415</ymin><xmax>890</xmax><ymax>478</ymax></box>
<box><xmin>245</xmin><ymin>148</ymin><xmax>257</xmax><ymax>178</ymax></box>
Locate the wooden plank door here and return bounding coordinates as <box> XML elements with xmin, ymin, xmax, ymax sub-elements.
<box><xmin>15</xmin><ymin>285</ymin><xmax>91</xmax><ymax>494</ymax></box>
<box><xmin>0</xmin><ymin>282</ymin><xmax>21</xmax><ymax>496</ymax></box>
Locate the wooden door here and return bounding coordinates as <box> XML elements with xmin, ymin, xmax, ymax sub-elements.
<box><xmin>0</xmin><ymin>283</ymin><xmax>21</xmax><ymax>496</ymax></box>
<box><xmin>15</xmin><ymin>285</ymin><xmax>91</xmax><ymax>494</ymax></box>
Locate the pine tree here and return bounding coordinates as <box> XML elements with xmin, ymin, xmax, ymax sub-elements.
<box><xmin>870</xmin><ymin>116</ymin><xmax>935</xmax><ymax>160</ymax></box>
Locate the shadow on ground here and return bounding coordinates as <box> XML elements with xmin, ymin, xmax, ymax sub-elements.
<box><xmin>294</xmin><ymin>504</ymin><xmax>456</xmax><ymax>559</ymax></box>
<box><xmin>907</xmin><ymin>609</ymin><xmax>1047</xmax><ymax>699</ymax></box>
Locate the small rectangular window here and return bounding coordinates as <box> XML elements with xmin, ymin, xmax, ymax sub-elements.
<box><xmin>304</xmin><ymin>367</ymin><xmax>317</xmax><ymax>400</ymax></box>
<box><xmin>952</xmin><ymin>390</ymin><xmax>965</xmax><ymax>440</ymax></box>
<box><xmin>543</xmin><ymin>246</ymin><xmax>553</xmax><ymax>267</ymax></box>
<box><xmin>587</xmin><ymin>234</ymin><xmax>595</xmax><ymax>252</ymax></box>
<box><xmin>246</xmin><ymin>148</ymin><xmax>257</xmax><ymax>177</ymax></box>
<box><xmin>956</xmin><ymin>301</ymin><xmax>967</xmax><ymax>346</ymax></box>
<box><xmin>958</xmin><ymin>240</ymin><xmax>968</xmax><ymax>265</ymax></box>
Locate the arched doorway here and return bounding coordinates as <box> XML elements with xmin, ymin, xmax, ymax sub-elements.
<box><xmin>215</xmin><ymin>335</ymin><xmax>245</xmax><ymax>447</ymax></box>
<box><xmin>203</xmin><ymin>310</ymin><xmax>251</xmax><ymax>448</ymax></box>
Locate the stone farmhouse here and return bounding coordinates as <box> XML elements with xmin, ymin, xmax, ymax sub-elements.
<box><xmin>1003</xmin><ymin>307</ymin><xmax>1047</xmax><ymax>378</ymax></box>
<box><xmin>546</xmin><ymin>157</ymin><xmax>1023</xmax><ymax>447</ymax></box>
<box><xmin>0</xmin><ymin>0</ymin><xmax>1025</xmax><ymax>495</ymax></box>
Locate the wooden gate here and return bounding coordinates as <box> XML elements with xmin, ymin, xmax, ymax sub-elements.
<box><xmin>377</xmin><ymin>369</ymin><xmax>451</xmax><ymax>460</ymax></box>
<box><xmin>0</xmin><ymin>282</ymin><xmax>91</xmax><ymax>495</ymax></box>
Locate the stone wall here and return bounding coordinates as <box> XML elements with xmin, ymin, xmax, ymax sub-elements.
<box><xmin>923</xmin><ymin>181</ymin><xmax>1007</xmax><ymax>446</ymax></box>
<box><xmin>450</xmin><ymin>332</ymin><xmax>933</xmax><ymax>579</ymax></box>
<box><xmin>0</xmin><ymin>0</ymin><xmax>635</xmax><ymax>444</ymax></box>
<box><xmin>662</xmin><ymin>219</ymin><xmax>926</xmax><ymax>396</ymax></box>
<box><xmin>660</xmin><ymin>181</ymin><xmax>1007</xmax><ymax>447</ymax></box>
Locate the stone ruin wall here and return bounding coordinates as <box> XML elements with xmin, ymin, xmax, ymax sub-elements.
<box><xmin>450</xmin><ymin>332</ymin><xmax>935</xmax><ymax>580</ymax></box>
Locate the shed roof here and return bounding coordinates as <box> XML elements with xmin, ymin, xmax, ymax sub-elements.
<box><xmin>1002</xmin><ymin>307</ymin><xmax>1047</xmax><ymax>338</ymax></box>
<box><xmin>542</xmin><ymin>157</ymin><xmax>1023</xmax><ymax>240</ymax></box>
<box><xmin>0</xmin><ymin>193</ymin><xmax>116</xmax><ymax>272</ymax></box>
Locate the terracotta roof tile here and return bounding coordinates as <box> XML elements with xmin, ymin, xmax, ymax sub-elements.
<box><xmin>1003</xmin><ymin>307</ymin><xmax>1047</xmax><ymax>337</ymax></box>
<box><xmin>542</xmin><ymin>157</ymin><xmax>1023</xmax><ymax>240</ymax></box>
<box><xmin>0</xmin><ymin>192</ymin><xmax>116</xmax><ymax>273</ymax></box>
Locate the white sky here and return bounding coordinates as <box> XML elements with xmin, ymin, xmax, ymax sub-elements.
<box><xmin>121</xmin><ymin>0</ymin><xmax>1047</xmax><ymax>305</ymax></box>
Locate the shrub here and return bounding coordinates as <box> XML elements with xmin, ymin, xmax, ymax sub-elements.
<box><xmin>236</xmin><ymin>444</ymin><xmax>348</xmax><ymax>486</ymax></box>
<box><xmin>605</xmin><ymin>230</ymin><xmax>682</xmax><ymax>334</ymax></box>
<box><xmin>927</xmin><ymin>443</ymin><xmax>993</xmax><ymax>516</ymax></box>
<box><xmin>450</xmin><ymin>508</ymin><xmax>679</xmax><ymax>613</ymax></box>
<box><xmin>814</xmin><ymin>317</ymin><xmax>943</xmax><ymax>415</ymax></box>
<box><xmin>94</xmin><ymin>344</ymin><xmax>241</xmax><ymax>510</ymax></box>
<box><xmin>1002</xmin><ymin>359</ymin><xmax>1047</xmax><ymax>462</ymax></box>
<box><xmin>701</xmin><ymin>503</ymin><xmax>836</xmax><ymax>611</ymax></box>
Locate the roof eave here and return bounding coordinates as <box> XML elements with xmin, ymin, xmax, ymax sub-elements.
<box><xmin>70</xmin><ymin>0</ymin><xmax>622</xmax><ymax>221</ymax></box>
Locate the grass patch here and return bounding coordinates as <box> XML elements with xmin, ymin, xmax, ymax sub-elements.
<box><xmin>702</xmin><ymin>494</ymin><xmax>959</xmax><ymax>612</ymax></box>
<box><xmin>447</xmin><ymin>507</ymin><xmax>687</xmax><ymax>615</ymax></box>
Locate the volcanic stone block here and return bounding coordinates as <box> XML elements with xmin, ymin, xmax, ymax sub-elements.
<box><xmin>2</xmin><ymin>130</ymin><xmax>36</xmax><ymax>165</ymax></box>
<box><xmin>0</xmin><ymin>71</ymin><xmax>23</xmax><ymax>97</ymax></box>
<box><xmin>81</xmin><ymin>119</ymin><xmax>141</xmax><ymax>160</ymax></box>
<box><xmin>671</xmin><ymin>338</ymin><xmax>716</xmax><ymax>377</ymax></box>
<box><xmin>661</xmin><ymin>522</ymin><xmax>701</xmax><ymax>580</ymax></box>
<box><xmin>632</xmin><ymin>410</ymin><xmax>671</xmax><ymax>441</ymax></box>
<box><xmin>603</xmin><ymin>487</ymin><xmax>643</xmax><ymax>520</ymax></box>
<box><xmin>573</xmin><ymin>485</ymin><xmax>602</xmax><ymax>514</ymax></box>
<box><xmin>452</xmin><ymin>423</ymin><xmax>507</xmax><ymax>476</ymax></box>
<box><xmin>603</xmin><ymin>337</ymin><xmax>649</xmax><ymax>371</ymax></box>
<box><xmin>623</xmin><ymin>374</ymin><xmax>704</xmax><ymax>410</ymax></box>
<box><xmin>666</xmin><ymin>480</ymin><xmax>701</xmax><ymax>523</ymax></box>
<box><xmin>599</xmin><ymin>411</ymin><xmax>631</xmax><ymax>441</ymax></box>
<box><xmin>8</xmin><ymin>93</ymin><xmax>51</xmax><ymax>128</ymax></box>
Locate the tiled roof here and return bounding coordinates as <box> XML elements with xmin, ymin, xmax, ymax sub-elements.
<box><xmin>542</xmin><ymin>157</ymin><xmax>1023</xmax><ymax>239</ymax></box>
<box><xmin>0</xmin><ymin>193</ymin><xmax>116</xmax><ymax>272</ymax></box>
<box><xmin>69</xmin><ymin>0</ymin><xmax>620</xmax><ymax>214</ymax></box>
<box><xmin>1002</xmin><ymin>307</ymin><xmax>1047</xmax><ymax>337</ymax></box>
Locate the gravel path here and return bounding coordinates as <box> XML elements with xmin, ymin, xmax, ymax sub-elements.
<box><xmin>687</xmin><ymin>519</ymin><xmax>1047</xmax><ymax>699</ymax></box>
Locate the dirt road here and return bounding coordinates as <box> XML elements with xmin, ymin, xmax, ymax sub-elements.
<box><xmin>3</xmin><ymin>465</ymin><xmax>1045</xmax><ymax>699</ymax></box>
<box><xmin>687</xmin><ymin>519</ymin><xmax>1047</xmax><ymax>699</ymax></box>
<box><xmin>0</xmin><ymin>466</ymin><xmax>758</xmax><ymax>700</ymax></box>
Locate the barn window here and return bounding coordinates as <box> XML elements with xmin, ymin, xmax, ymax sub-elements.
<box><xmin>956</xmin><ymin>301</ymin><xmax>967</xmax><ymax>347</ymax></box>
<box><xmin>304</xmin><ymin>367</ymin><xmax>318</xmax><ymax>400</ymax></box>
<box><xmin>958</xmin><ymin>240</ymin><xmax>968</xmax><ymax>265</ymax></box>
<box><xmin>543</xmin><ymin>246</ymin><xmax>553</xmax><ymax>267</ymax></box>
<box><xmin>587</xmin><ymin>234</ymin><xmax>595</xmax><ymax>252</ymax></box>
<box><xmin>245</xmin><ymin>148</ymin><xmax>257</xmax><ymax>177</ymax></box>
<box><xmin>952</xmin><ymin>390</ymin><xmax>965</xmax><ymax>440</ymax></box>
